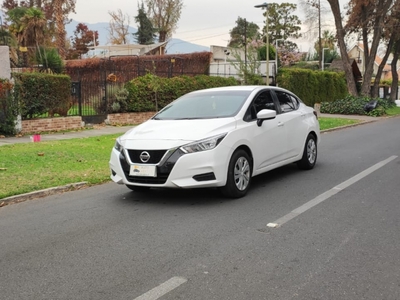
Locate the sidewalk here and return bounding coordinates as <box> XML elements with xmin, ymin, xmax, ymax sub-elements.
<box><xmin>0</xmin><ymin>125</ymin><xmax>132</xmax><ymax>146</ymax></box>
<box><xmin>319</xmin><ymin>113</ymin><xmax>383</xmax><ymax>122</ymax></box>
<box><xmin>0</xmin><ymin>114</ymin><xmax>384</xmax><ymax>146</ymax></box>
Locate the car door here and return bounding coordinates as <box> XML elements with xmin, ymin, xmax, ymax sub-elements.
<box><xmin>245</xmin><ymin>90</ymin><xmax>288</xmax><ymax>172</ymax></box>
<box><xmin>273</xmin><ymin>90</ymin><xmax>309</xmax><ymax>158</ymax></box>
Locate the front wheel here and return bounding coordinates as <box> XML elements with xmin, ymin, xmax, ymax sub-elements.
<box><xmin>220</xmin><ymin>149</ymin><xmax>252</xmax><ymax>198</ymax></box>
<box><xmin>297</xmin><ymin>134</ymin><xmax>317</xmax><ymax>170</ymax></box>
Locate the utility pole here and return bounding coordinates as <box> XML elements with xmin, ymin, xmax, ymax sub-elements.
<box><xmin>244</xmin><ymin>18</ymin><xmax>247</xmax><ymax>84</ymax></box>
<box><xmin>318</xmin><ymin>0</ymin><xmax>322</xmax><ymax>70</ymax></box>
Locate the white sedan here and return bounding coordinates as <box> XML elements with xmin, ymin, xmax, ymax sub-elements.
<box><xmin>109</xmin><ymin>86</ymin><xmax>320</xmax><ymax>198</ymax></box>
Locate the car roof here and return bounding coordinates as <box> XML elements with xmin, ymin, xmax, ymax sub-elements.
<box><xmin>190</xmin><ymin>85</ymin><xmax>292</xmax><ymax>94</ymax></box>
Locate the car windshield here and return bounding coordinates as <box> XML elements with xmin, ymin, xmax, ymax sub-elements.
<box><xmin>153</xmin><ymin>90</ymin><xmax>251</xmax><ymax>120</ymax></box>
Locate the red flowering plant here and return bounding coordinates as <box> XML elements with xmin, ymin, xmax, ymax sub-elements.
<box><xmin>0</xmin><ymin>78</ymin><xmax>17</xmax><ymax>136</ymax></box>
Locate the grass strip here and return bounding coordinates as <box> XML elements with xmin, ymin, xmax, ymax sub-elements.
<box><xmin>0</xmin><ymin>134</ymin><xmax>120</xmax><ymax>199</ymax></box>
<box><xmin>318</xmin><ymin>117</ymin><xmax>360</xmax><ymax>131</ymax></box>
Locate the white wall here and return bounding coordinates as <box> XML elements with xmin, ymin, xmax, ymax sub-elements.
<box><xmin>0</xmin><ymin>46</ymin><xmax>11</xmax><ymax>79</ymax></box>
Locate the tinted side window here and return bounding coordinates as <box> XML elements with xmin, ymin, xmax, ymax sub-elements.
<box><xmin>244</xmin><ymin>91</ymin><xmax>277</xmax><ymax>122</ymax></box>
<box><xmin>254</xmin><ymin>91</ymin><xmax>276</xmax><ymax>113</ymax></box>
<box><xmin>275</xmin><ymin>91</ymin><xmax>298</xmax><ymax>113</ymax></box>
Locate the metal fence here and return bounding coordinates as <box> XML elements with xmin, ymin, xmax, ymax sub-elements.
<box><xmin>66</xmin><ymin>56</ymin><xmax>208</xmax><ymax>123</ymax></box>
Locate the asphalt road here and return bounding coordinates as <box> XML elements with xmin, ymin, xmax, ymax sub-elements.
<box><xmin>1</xmin><ymin>116</ymin><xmax>399</xmax><ymax>300</ymax></box>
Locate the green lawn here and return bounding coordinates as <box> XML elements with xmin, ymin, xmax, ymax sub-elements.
<box><xmin>318</xmin><ymin>117</ymin><xmax>361</xmax><ymax>131</ymax></box>
<box><xmin>385</xmin><ymin>106</ymin><xmax>400</xmax><ymax>116</ymax></box>
<box><xmin>0</xmin><ymin>134</ymin><xmax>120</xmax><ymax>199</ymax></box>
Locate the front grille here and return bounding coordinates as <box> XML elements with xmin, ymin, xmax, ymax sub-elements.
<box><xmin>119</xmin><ymin>149</ymin><xmax>185</xmax><ymax>185</ymax></box>
<box><xmin>127</xmin><ymin>150</ymin><xmax>167</xmax><ymax>164</ymax></box>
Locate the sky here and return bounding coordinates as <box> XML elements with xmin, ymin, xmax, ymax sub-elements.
<box><xmin>69</xmin><ymin>0</ymin><xmax>329</xmax><ymax>52</ymax></box>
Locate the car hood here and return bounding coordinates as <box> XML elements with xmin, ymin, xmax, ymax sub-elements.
<box><xmin>120</xmin><ymin>118</ymin><xmax>237</xmax><ymax>149</ymax></box>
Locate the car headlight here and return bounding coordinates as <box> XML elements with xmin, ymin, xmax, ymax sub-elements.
<box><xmin>180</xmin><ymin>133</ymin><xmax>227</xmax><ymax>154</ymax></box>
<box><xmin>114</xmin><ymin>138</ymin><xmax>124</xmax><ymax>152</ymax></box>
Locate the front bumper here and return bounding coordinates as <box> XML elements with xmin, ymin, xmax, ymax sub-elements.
<box><xmin>109</xmin><ymin>145</ymin><xmax>231</xmax><ymax>189</ymax></box>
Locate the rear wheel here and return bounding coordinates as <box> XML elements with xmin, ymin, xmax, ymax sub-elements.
<box><xmin>220</xmin><ymin>149</ymin><xmax>252</xmax><ymax>198</ymax></box>
<box><xmin>297</xmin><ymin>134</ymin><xmax>317</xmax><ymax>170</ymax></box>
<box><xmin>126</xmin><ymin>185</ymin><xmax>150</xmax><ymax>192</ymax></box>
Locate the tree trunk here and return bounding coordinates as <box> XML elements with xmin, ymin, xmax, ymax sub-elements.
<box><xmin>327</xmin><ymin>0</ymin><xmax>358</xmax><ymax>96</ymax></box>
<box><xmin>159</xmin><ymin>30</ymin><xmax>167</xmax><ymax>43</ymax></box>
<box><xmin>360</xmin><ymin>0</ymin><xmax>393</xmax><ymax>96</ymax></box>
<box><xmin>371</xmin><ymin>37</ymin><xmax>394</xmax><ymax>98</ymax></box>
<box><xmin>55</xmin><ymin>0</ymin><xmax>66</xmax><ymax>59</ymax></box>
<box><xmin>360</xmin><ymin>20</ymin><xmax>383</xmax><ymax>96</ymax></box>
<box><xmin>390</xmin><ymin>41</ymin><xmax>400</xmax><ymax>101</ymax></box>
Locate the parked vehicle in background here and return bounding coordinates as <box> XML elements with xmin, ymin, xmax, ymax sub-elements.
<box><xmin>109</xmin><ymin>86</ymin><xmax>320</xmax><ymax>198</ymax></box>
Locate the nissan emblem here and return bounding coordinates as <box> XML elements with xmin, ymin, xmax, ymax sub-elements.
<box><xmin>139</xmin><ymin>151</ymin><xmax>151</xmax><ymax>163</ymax></box>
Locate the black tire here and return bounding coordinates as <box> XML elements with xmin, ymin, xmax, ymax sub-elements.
<box><xmin>126</xmin><ymin>185</ymin><xmax>150</xmax><ymax>192</ymax></box>
<box><xmin>220</xmin><ymin>149</ymin><xmax>252</xmax><ymax>198</ymax></box>
<box><xmin>297</xmin><ymin>134</ymin><xmax>317</xmax><ymax>170</ymax></box>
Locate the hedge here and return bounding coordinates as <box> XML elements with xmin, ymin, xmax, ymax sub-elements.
<box><xmin>13</xmin><ymin>72</ymin><xmax>71</xmax><ymax>119</ymax></box>
<box><xmin>276</xmin><ymin>68</ymin><xmax>347</xmax><ymax>107</ymax></box>
<box><xmin>123</xmin><ymin>74</ymin><xmax>239</xmax><ymax>112</ymax></box>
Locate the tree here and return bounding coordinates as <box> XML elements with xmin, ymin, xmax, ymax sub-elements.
<box><xmin>2</xmin><ymin>0</ymin><xmax>76</xmax><ymax>61</ymax></box>
<box><xmin>7</xmin><ymin>6</ymin><xmax>28</xmax><ymax>47</ymax></box>
<box><xmin>230</xmin><ymin>44</ymin><xmax>263</xmax><ymax>84</ymax></box>
<box><xmin>7</xmin><ymin>6</ymin><xmax>30</xmax><ymax>65</ymax></box>
<box><xmin>54</xmin><ymin>0</ymin><xmax>66</xmax><ymax>58</ymax></box>
<box><xmin>0</xmin><ymin>26</ymin><xmax>13</xmax><ymax>46</ymax></box>
<box><xmin>144</xmin><ymin>0</ymin><xmax>183</xmax><ymax>43</ymax></box>
<box><xmin>264</xmin><ymin>3</ymin><xmax>302</xmax><ymax>48</ymax></box>
<box><xmin>108</xmin><ymin>9</ymin><xmax>130</xmax><ymax>45</ymax></box>
<box><xmin>20</xmin><ymin>7</ymin><xmax>47</xmax><ymax>53</ymax></box>
<box><xmin>299</xmin><ymin>0</ymin><xmax>331</xmax><ymax>68</ymax></box>
<box><xmin>66</xmin><ymin>23</ymin><xmax>98</xmax><ymax>59</ymax></box>
<box><xmin>345</xmin><ymin>0</ymin><xmax>394</xmax><ymax>96</ymax></box>
<box><xmin>228</xmin><ymin>17</ymin><xmax>259</xmax><ymax>48</ymax></box>
<box><xmin>326</xmin><ymin>0</ymin><xmax>358</xmax><ymax>96</ymax></box>
<box><xmin>378</xmin><ymin>0</ymin><xmax>400</xmax><ymax>100</ymax></box>
<box><xmin>313</xmin><ymin>30</ymin><xmax>336</xmax><ymax>54</ymax></box>
<box><xmin>134</xmin><ymin>1</ymin><xmax>156</xmax><ymax>45</ymax></box>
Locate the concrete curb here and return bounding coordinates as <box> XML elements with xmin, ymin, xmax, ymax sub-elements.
<box><xmin>0</xmin><ymin>182</ymin><xmax>88</xmax><ymax>208</ymax></box>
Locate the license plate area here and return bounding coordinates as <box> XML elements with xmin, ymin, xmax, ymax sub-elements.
<box><xmin>129</xmin><ymin>165</ymin><xmax>157</xmax><ymax>177</ymax></box>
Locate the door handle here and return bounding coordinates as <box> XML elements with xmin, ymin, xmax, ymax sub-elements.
<box><xmin>278</xmin><ymin>122</ymin><xmax>284</xmax><ymax>127</ymax></box>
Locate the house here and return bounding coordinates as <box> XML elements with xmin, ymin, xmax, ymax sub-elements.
<box><xmin>89</xmin><ymin>42</ymin><xmax>168</xmax><ymax>58</ymax></box>
<box><xmin>330</xmin><ymin>58</ymin><xmax>362</xmax><ymax>82</ymax></box>
<box><xmin>347</xmin><ymin>42</ymin><xmax>398</xmax><ymax>81</ymax></box>
<box><xmin>209</xmin><ymin>45</ymin><xmax>275</xmax><ymax>84</ymax></box>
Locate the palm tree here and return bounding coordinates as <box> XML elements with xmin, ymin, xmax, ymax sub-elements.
<box><xmin>7</xmin><ymin>6</ymin><xmax>30</xmax><ymax>66</ymax></box>
<box><xmin>20</xmin><ymin>7</ymin><xmax>47</xmax><ymax>52</ymax></box>
<box><xmin>7</xmin><ymin>7</ymin><xmax>28</xmax><ymax>48</ymax></box>
<box><xmin>314</xmin><ymin>30</ymin><xmax>336</xmax><ymax>53</ymax></box>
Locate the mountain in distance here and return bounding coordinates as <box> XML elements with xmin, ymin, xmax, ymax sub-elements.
<box><xmin>65</xmin><ymin>20</ymin><xmax>210</xmax><ymax>54</ymax></box>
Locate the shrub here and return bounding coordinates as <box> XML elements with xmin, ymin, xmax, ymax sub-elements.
<box><xmin>12</xmin><ymin>72</ymin><xmax>71</xmax><ymax>119</ymax></box>
<box><xmin>0</xmin><ymin>78</ymin><xmax>18</xmax><ymax>136</ymax></box>
<box><xmin>276</xmin><ymin>68</ymin><xmax>347</xmax><ymax>107</ymax></box>
<box><xmin>34</xmin><ymin>47</ymin><xmax>65</xmax><ymax>74</ymax></box>
<box><xmin>320</xmin><ymin>95</ymin><xmax>395</xmax><ymax>116</ymax></box>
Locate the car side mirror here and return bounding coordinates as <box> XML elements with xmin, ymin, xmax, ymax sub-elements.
<box><xmin>256</xmin><ymin>109</ymin><xmax>276</xmax><ymax>127</ymax></box>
